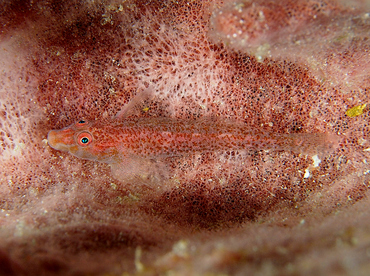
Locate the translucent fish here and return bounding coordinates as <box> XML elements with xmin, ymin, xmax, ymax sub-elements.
<box><xmin>48</xmin><ymin>117</ymin><xmax>340</xmax><ymax>184</ymax></box>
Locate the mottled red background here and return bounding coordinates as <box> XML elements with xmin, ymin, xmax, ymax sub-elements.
<box><xmin>0</xmin><ymin>0</ymin><xmax>369</xmax><ymax>275</ymax></box>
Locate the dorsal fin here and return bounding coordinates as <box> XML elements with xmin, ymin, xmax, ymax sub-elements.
<box><xmin>113</xmin><ymin>87</ymin><xmax>154</xmax><ymax>120</ymax></box>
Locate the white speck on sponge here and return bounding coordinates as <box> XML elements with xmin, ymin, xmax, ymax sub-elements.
<box><xmin>312</xmin><ymin>154</ymin><xmax>321</xmax><ymax>168</ymax></box>
<box><xmin>304</xmin><ymin>168</ymin><xmax>310</xmax><ymax>178</ymax></box>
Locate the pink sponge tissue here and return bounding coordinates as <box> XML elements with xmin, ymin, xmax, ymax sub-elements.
<box><xmin>0</xmin><ymin>0</ymin><xmax>369</xmax><ymax>275</ymax></box>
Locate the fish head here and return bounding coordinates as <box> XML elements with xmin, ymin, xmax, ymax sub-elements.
<box><xmin>48</xmin><ymin>119</ymin><xmax>119</xmax><ymax>163</ymax></box>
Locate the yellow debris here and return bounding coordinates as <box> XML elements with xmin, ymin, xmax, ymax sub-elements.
<box><xmin>345</xmin><ymin>104</ymin><xmax>367</xmax><ymax>117</ymax></box>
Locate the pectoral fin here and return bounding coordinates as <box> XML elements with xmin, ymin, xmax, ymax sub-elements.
<box><xmin>109</xmin><ymin>156</ymin><xmax>172</xmax><ymax>191</ymax></box>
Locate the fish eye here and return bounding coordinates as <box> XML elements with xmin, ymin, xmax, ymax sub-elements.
<box><xmin>77</xmin><ymin>132</ymin><xmax>93</xmax><ymax>146</ymax></box>
<box><xmin>76</xmin><ymin>120</ymin><xmax>88</xmax><ymax>126</ymax></box>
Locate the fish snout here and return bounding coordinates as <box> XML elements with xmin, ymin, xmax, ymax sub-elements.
<box><xmin>47</xmin><ymin>129</ymin><xmax>74</xmax><ymax>152</ymax></box>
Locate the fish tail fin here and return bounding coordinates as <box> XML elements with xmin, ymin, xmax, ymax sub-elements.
<box><xmin>280</xmin><ymin>132</ymin><xmax>341</xmax><ymax>157</ymax></box>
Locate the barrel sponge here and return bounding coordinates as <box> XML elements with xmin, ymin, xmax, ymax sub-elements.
<box><xmin>0</xmin><ymin>0</ymin><xmax>369</xmax><ymax>275</ymax></box>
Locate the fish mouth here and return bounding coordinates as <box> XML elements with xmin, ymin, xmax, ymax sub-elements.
<box><xmin>47</xmin><ymin>130</ymin><xmax>74</xmax><ymax>152</ymax></box>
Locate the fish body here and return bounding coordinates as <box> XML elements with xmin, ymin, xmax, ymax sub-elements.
<box><xmin>47</xmin><ymin>117</ymin><xmax>339</xmax><ymax>164</ymax></box>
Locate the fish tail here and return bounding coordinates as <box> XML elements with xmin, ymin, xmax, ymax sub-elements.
<box><xmin>278</xmin><ymin>132</ymin><xmax>341</xmax><ymax>156</ymax></box>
